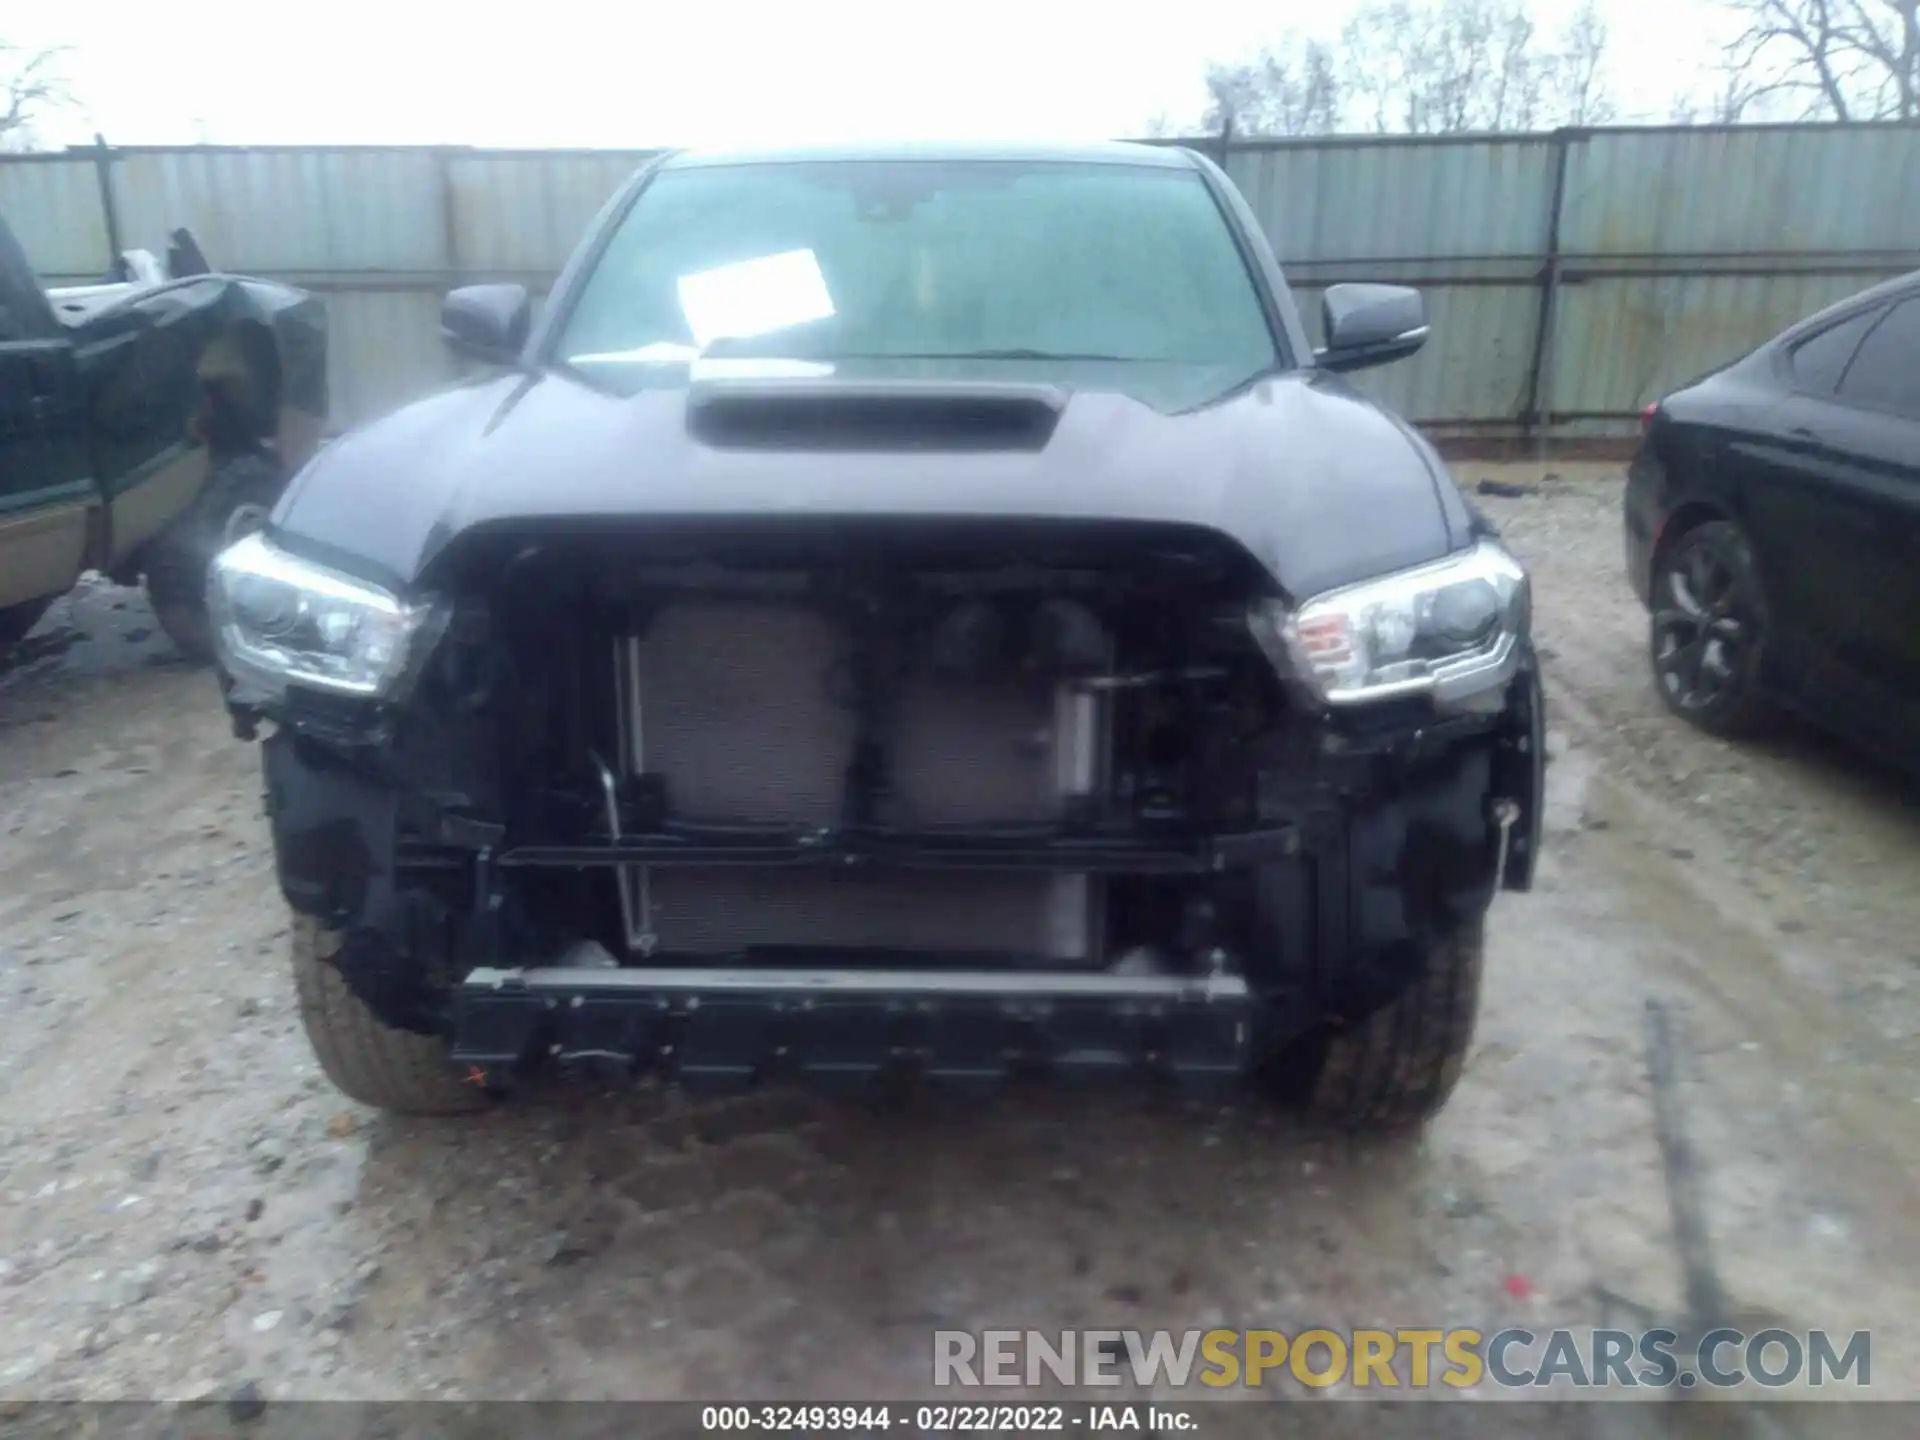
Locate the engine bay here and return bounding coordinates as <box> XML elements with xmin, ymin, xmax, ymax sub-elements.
<box><xmin>466</xmin><ymin>532</ymin><xmax>1306</xmax><ymax>983</ymax></box>
<box><xmin>248</xmin><ymin>517</ymin><xmax>1539</xmax><ymax>1086</ymax></box>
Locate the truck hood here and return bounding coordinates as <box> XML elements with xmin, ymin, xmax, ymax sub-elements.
<box><xmin>272</xmin><ymin>366</ymin><xmax>1470</xmax><ymax>601</ymax></box>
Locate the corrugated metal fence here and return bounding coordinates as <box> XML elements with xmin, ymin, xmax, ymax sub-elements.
<box><xmin>5</xmin><ymin>126</ymin><xmax>1917</xmax><ymax>443</ymax></box>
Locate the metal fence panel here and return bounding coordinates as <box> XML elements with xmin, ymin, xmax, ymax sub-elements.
<box><xmin>1547</xmin><ymin>268</ymin><xmax>1918</xmax><ymax>420</ymax></box>
<box><xmin>1225</xmin><ymin>135</ymin><xmax>1557</xmax><ymax>265</ymax></box>
<box><xmin>111</xmin><ymin>147</ymin><xmax>450</xmax><ymax>276</ymax></box>
<box><xmin>1562</xmin><ymin>126</ymin><xmax>1920</xmax><ymax>261</ymax></box>
<box><xmin>318</xmin><ymin>289</ymin><xmax>462</xmax><ymax>428</ymax></box>
<box><xmin>0</xmin><ymin>156</ymin><xmax>111</xmax><ymax>280</ymax></box>
<box><xmin>2</xmin><ymin>126</ymin><xmax>1916</xmax><ymax>439</ymax></box>
<box><xmin>445</xmin><ymin>151</ymin><xmax>657</xmax><ymax>275</ymax></box>
<box><xmin>317</xmin><ymin>285</ymin><xmax>557</xmax><ymax>426</ymax></box>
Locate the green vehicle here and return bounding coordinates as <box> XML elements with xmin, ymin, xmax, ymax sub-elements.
<box><xmin>0</xmin><ymin>214</ymin><xmax>327</xmax><ymax>661</ymax></box>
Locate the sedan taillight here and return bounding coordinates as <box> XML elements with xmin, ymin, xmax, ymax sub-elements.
<box><xmin>1641</xmin><ymin>403</ymin><xmax>1658</xmax><ymax>434</ymax></box>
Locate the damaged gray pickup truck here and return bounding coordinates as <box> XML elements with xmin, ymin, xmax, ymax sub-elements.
<box><xmin>208</xmin><ymin>142</ymin><xmax>1544</xmax><ymax>1131</ymax></box>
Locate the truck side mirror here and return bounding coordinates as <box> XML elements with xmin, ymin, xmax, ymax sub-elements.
<box><xmin>1316</xmin><ymin>284</ymin><xmax>1429</xmax><ymax>373</ymax></box>
<box><xmin>442</xmin><ymin>284</ymin><xmax>530</xmax><ymax>365</ymax></box>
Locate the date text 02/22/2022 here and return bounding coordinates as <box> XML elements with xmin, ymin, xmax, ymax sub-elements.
<box><xmin>699</xmin><ymin>1403</ymin><xmax>1196</xmax><ymax>1432</ymax></box>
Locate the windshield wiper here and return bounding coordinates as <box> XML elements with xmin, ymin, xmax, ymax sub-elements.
<box><xmin>548</xmin><ymin>357</ymin><xmax>623</xmax><ymax>396</ymax></box>
<box><xmin>824</xmin><ymin>348</ymin><xmax>1145</xmax><ymax>362</ymax></box>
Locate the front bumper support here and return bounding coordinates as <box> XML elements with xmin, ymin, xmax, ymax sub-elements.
<box><xmin>451</xmin><ymin>964</ymin><xmax>1255</xmax><ymax>1093</ymax></box>
<box><xmin>496</xmin><ymin>822</ymin><xmax>1303</xmax><ymax>876</ymax></box>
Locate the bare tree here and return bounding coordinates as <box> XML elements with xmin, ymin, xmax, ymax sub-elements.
<box><xmin>1203</xmin><ymin>37</ymin><xmax>1342</xmax><ymax>136</ymax></box>
<box><xmin>1546</xmin><ymin>0</ymin><xmax>1617</xmax><ymax>125</ymax></box>
<box><xmin>1720</xmin><ymin>0</ymin><xmax>1919</xmax><ymax>119</ymax></box>
<box><xmin>1670</xmin><ymin>54</ymin><xmax>1773</xmax><ymax>121</ymax></box>
<box><xmin>1</xmin><ymin>43</ymin><xmax>70</xmax><ymax>150</ymax></box>
<box><xmin>1203</xmin><ymin>0</ymin><xmax>1618</xmax><ymax>137</ymax></box>
<box><xmin>1332</xmin><ymin>0</ymin><xmax>1542</xmax><ymax>132</ymax></box>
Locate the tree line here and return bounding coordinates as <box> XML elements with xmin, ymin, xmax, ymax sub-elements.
<box><xmin>7</xmin><ymin>0</ymin><xmax>1918</xmax><ymax>152</ymax></box>
<box><xmin>1189</xmin><ymin>0</ymin><xmax>1917</xmax><ymax>135</ymax></box>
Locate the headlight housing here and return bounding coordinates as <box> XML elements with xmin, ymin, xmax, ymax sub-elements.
<box><xmin>1249</xmin><ymin>539</ymin><xmax>1529</xmax><ymax>708</ymax></box>
<box><xmin>207</xmin><ymin>533</ymin><xmax>446</xmax><ymax>702</ymax></box>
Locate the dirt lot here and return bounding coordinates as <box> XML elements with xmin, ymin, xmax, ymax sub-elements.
<box><xmin>1</xmin><ymin>464</ymin><xmax>1916</xmax><ymax>1418</ymax></box>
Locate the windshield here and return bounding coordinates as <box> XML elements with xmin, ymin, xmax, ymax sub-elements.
<box><xmin>553</xmin><ymin>159</ymin><xmax>1282</xmax><ymax>407</ymax></box>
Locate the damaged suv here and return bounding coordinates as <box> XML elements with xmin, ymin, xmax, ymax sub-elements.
<box><xmin>210</xmin><ymin>143</ymin><xmax>1543</xmax><ymax>1130</ymax></box>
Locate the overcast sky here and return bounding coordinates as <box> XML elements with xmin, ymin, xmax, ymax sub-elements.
<box><xmin>13</xmin><ymin>0</ymin><xmax>1730</xmax><ymax>150</ymax></box>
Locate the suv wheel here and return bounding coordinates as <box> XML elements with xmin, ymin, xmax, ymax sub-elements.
<box><xmin>1648</xmin><ymin>519</ymin><xmax>1771</xmax><ymax>737</ymax></box>
<box><xmin>1302</xmin><ymin>919</ymin><xmax>1484</xmax><ymax>1131</ymax></box>
<box><xmin>290</xmin><ymin>916</ymin><xmax>486</xmax><ymax>1116</ymax></box>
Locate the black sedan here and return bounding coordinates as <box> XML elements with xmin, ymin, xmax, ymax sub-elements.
<box><xmin>1626</xmin><ymin>271</ymin><xmax>1920</xmax><ymax>770</ymax></box>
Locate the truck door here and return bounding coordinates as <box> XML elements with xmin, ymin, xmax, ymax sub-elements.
<box><xmin>0</xmin><ymin>218</ymin><xmax>93</xmax><ymax>613</ymax></box>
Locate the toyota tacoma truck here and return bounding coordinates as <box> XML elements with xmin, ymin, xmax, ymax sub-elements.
<box><xmin>208</xmin><ymin>143</ymin><xmax>1544</xmax><ymax>1130</ymax></box>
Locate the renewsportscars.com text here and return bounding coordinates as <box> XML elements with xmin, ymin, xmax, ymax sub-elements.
<box><xmin>933</xmin><ymin>1327</ymin><xmax>1872</xmax><ymax>1391</ymax></box>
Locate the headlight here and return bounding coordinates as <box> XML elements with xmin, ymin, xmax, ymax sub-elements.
<box><xmin>1248</xmin><ymin>539</ymin><xmax>1529</xmax><ymax>707</ymax></box>
<box><xmin>207</xmin><ymin>533</ymin><xmax>446</xmax><ymax>700</ymax></box>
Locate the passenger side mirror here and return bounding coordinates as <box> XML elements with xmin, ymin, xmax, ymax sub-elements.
<box><xmin>441</xmin><ymin>284</ymin><xmax>530</xmax><ymax>365</ymax></box>
<box><xmin>1316</xmin><ymin>284</ymin><xmax>1429</xmax><ymax>373</ymax></box>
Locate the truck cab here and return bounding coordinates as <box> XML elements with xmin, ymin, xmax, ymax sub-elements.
<box><xmin>0</xmin><ymin>217</ymin><xmax>92</xmax><ymax>648</ymax></box>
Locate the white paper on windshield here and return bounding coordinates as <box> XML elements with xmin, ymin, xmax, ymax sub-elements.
<box><xmin>676</xmin><ymin>249</ymin><xmax>835</xmax><ymax>349</ymax></box>
<box><xmin>568</xmin><ymin>341</ymin><xmax>702</xmax><ymax>366</ymax></box>
<box><xmin>690</xmin><ymin>357</ymin><xmax>837</xmax><ymax>379</ymax></box>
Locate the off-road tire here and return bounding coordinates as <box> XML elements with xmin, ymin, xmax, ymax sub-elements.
<box><xmin>1304</xmin><ymin>919</ymin><xmax>1485</xmax><ymax>1132</ymax></box>
<box><xmin>146</xmin><ymin>451</ymin><xmax>284</xmax><ymax>665</ymax></box>
<box><xmin>290</xmin><ymin>915</ymin><xmax>486</xmax><ymax>1116</ymax></box>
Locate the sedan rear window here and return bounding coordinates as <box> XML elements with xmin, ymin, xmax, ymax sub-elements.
<box><xmin>1787</xmin><ymin>305</ymin><xmax>1882</xmax><ymax>394</ymax></box>
<box><xmin>554</xmin><ymin>159</ymin><xmax>1281</xmax><ymax>400</ymax></box>
<box><xmin>1837</xmin><ymin>297</ymin><xmax>1920</xmax><ymax>420</ymax></box>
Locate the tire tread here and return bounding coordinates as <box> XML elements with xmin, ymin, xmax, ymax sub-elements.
<box><xmin>1307</xmin><ymin>919</ymin><xmax>1484</xmax><ymax>1131</ymax></box>
<box><xmin>290</xmin><ymin>915</ymin><xmax>484</xmax><ymax>1116</ymax></box>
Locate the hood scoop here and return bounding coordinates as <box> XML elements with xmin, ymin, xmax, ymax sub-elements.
<box><xmin>686</xmin><ymin>378</ymin><xmax>1065</xmax><ymax>453</ymax></box>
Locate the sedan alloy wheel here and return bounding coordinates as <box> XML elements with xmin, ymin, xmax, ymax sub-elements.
<box><xmin>1649</xmin><ymin>520</ymin><xmax>1770</xmax><ymax>735</ymax></box>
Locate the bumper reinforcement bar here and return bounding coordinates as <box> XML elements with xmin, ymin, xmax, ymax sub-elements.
<box><xmin>494</xmin><ymin>822</ymin><xmax>1303</xmax><ymax>876</ymax></box>
<box><xmin>451</xmin><ymin>965</ymin><xmax>1254</xmax><ymax>1091</ymax></box>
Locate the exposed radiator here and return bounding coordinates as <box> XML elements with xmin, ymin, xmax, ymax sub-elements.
<box><xmin>613</xmin><ymin>600</ymin><xmax>1104</xmax><ymax>963</ymax></box>
<box><xmin>620</xmin><ymin>601</ymin><xmax>850</xmax><ymax>826</ymax></box>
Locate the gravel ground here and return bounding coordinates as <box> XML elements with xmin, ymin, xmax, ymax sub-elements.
<box><xmin>1</xmin><ymin>470</ymin><xmax>1917</xmax><ymax>1421</ymax></box>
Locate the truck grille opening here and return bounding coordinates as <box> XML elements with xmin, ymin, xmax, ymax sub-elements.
<box><xmin>616</xmin><ymin>600</ymin><xmax>1096</xmax><ymax>961</ymax></box>
<box><xmin>448</xmin><ymin>520</ymin><xmax>1293</xmax><ymax>981</ymax></box>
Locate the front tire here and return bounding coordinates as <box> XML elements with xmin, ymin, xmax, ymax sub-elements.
<box><xmin>1303</xmin><ymin>920</ymin><xmax>1485</xmax><ymax>1132</ymax></box>
<box><xmin>290</xmin><ymin>915</ymin><xmax>486</xmax><ymax>1116</ymax></box>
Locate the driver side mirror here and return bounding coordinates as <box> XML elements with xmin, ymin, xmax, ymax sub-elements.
<box><xmin>1316</xmin><ymin>283</ymin><xmax>1429</xmax><ymax>373</ymax></box>
<box><xmin>441</xmin><ymin>283</ymin><xmax>530</xmax><ymax>365</ymax></box>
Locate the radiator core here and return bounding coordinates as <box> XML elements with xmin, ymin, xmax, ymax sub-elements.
<box><xmin>613</xmin><ymin>600</ymin><xmax>1103</xmax><ymax>962</ymax></box>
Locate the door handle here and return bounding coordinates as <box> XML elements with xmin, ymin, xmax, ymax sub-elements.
<box><xmin>1788</xmin><ymin>425</ymin><xmax>1820</xmax><ymax>440</ymax></box>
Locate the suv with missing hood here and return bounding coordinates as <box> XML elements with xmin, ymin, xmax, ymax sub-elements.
<box><xmin>209</xmin><ymin>143</ymin><xmax>1544</xmax><ymax>1131</ymax></box>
